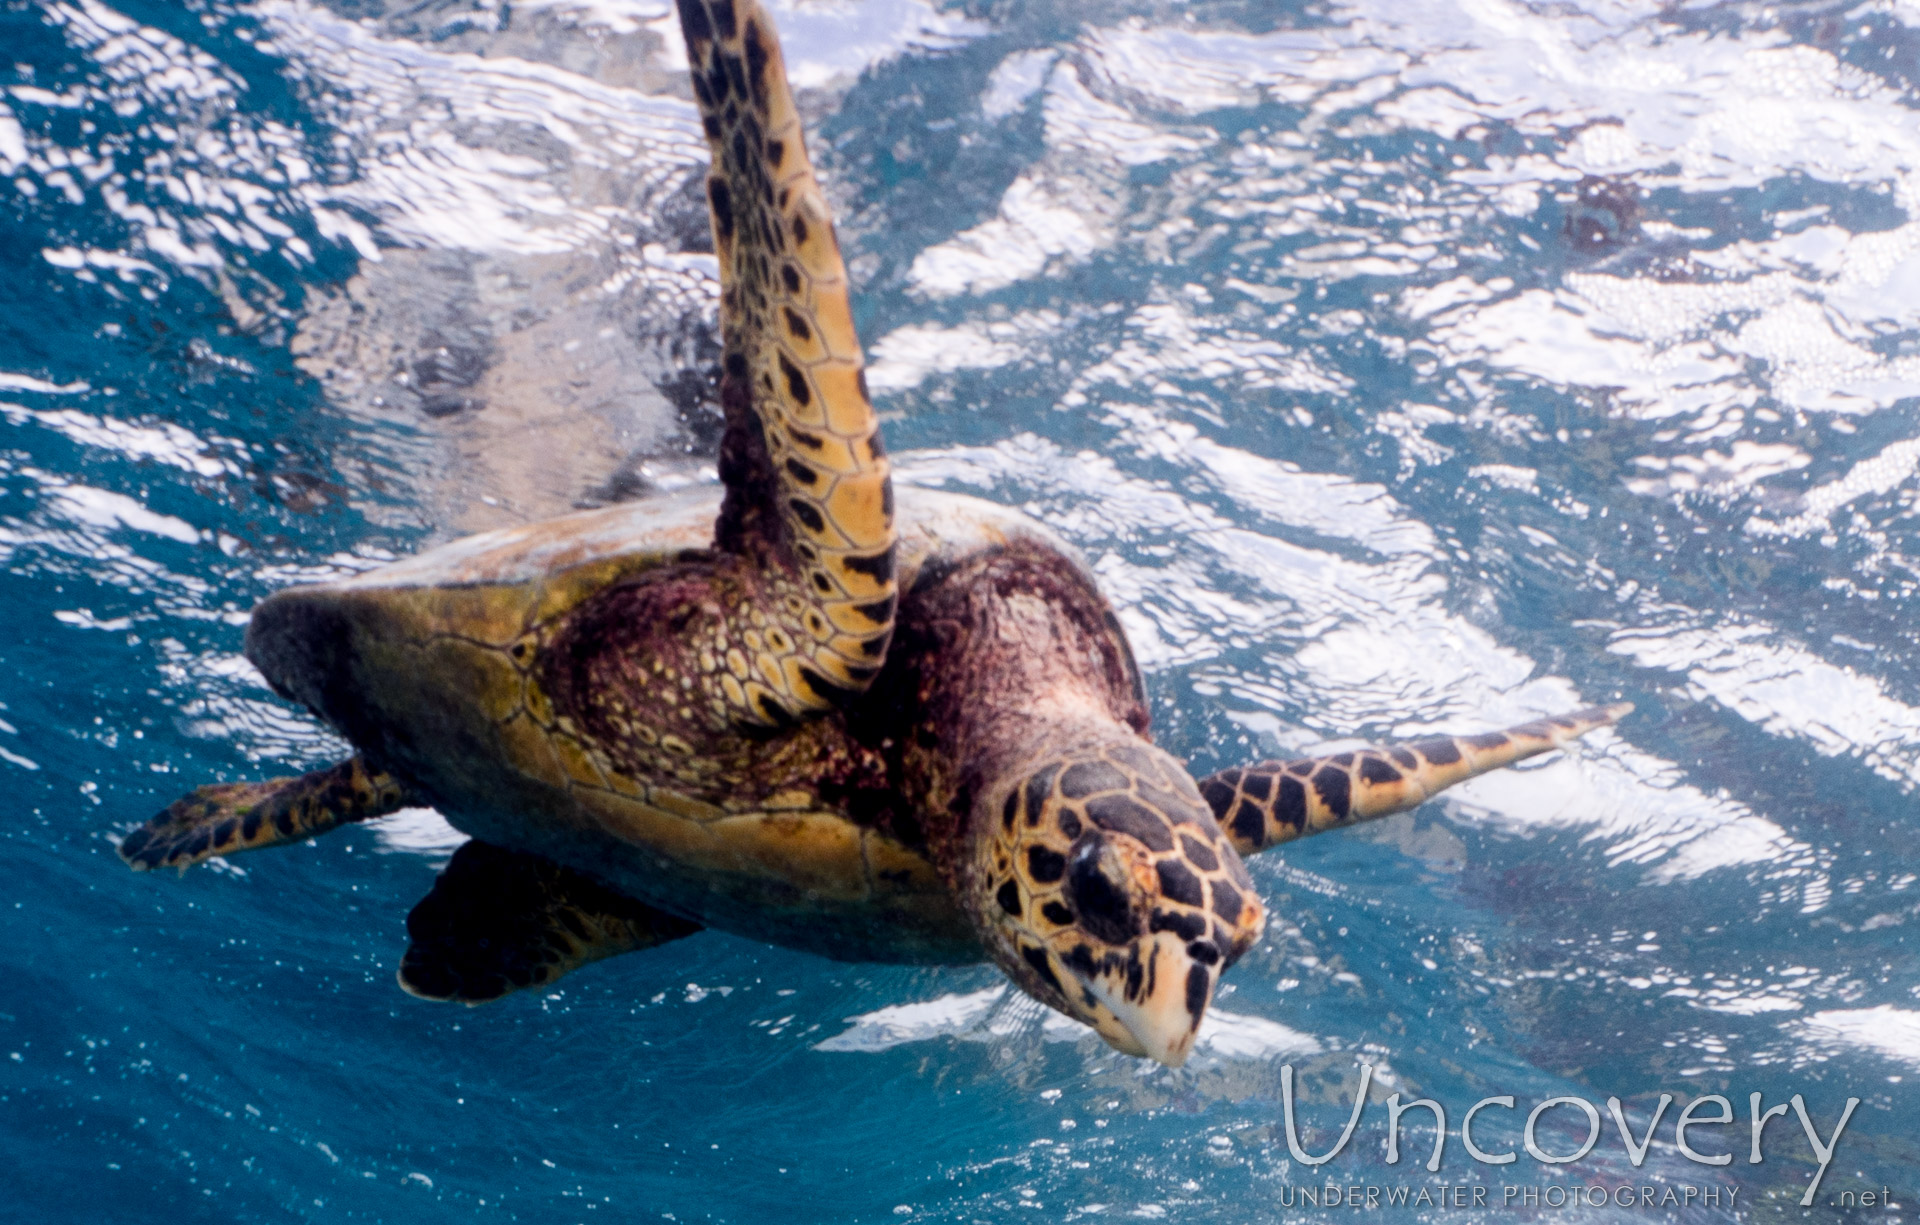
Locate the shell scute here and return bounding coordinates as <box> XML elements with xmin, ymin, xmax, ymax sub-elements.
<box><xmin>705</xmin><ymin>811</ymin><xmax>869</xmax><ymax>901</ymax></box>
<box><xmin>415</xmin><ymin>636</ymin><xmax>523</xmax><ymax>724</ymax></box>
<box><xmin>489</xmin><ymin>712</ymin><xmax>572</xmax><ymax>793</ymax></box>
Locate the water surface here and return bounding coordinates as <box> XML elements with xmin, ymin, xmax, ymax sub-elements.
<box><xmin>3</xmin><ymin>0</ymin><xmax>1919</xmax><ymax>1220</ymax></box>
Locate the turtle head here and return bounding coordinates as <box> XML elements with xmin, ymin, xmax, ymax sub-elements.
<box><xmin>972</xmin><ymin>739</ymin><xmax>1266</xmax><ymax>1066</ymax></box>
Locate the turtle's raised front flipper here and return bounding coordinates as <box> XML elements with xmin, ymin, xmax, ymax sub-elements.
<box><xmin>120</xmin><ymin>756</ymin><xmax>405</xmax><ymax>873</ymax></box>
<box><xmin>679</xmin><ymin>0</ymin><xmax>897</xmax><ymax>721</ymax></box>
<box><xmin>1199</xmin><ymin>703</ymin><xmax>1631</xmax><ymax>855</ymax></box>
<box><xmin>399</xmin><ymin>841</ymin><xmax>700</xmax><ymax>1004</ymax></box>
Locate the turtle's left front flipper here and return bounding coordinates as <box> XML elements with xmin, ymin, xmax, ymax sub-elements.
<box><xmin>399</xmin><ymin>841</ymin><xmax>701</xmax><ymax>1004</ymax></box>
<box><xmin>1199</xmin><ymin>703</ymin><xmax>1631</xmax><ymax>855</ymax></box>
<box><xmin>120</xmin><ymin>756</ymin><xmax>405</xmax><ymax>872</ymax></box>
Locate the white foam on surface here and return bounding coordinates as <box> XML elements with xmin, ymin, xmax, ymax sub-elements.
<box><xmin>46</xmin><ymin>484</ymin><xmax>199</xmax><ymax>545</ymax></box>
<box><xmin>865</xmin><ymin>311</ymin><xmax>1070</xmax><ymax>393</ymax></box>
<box><xmin>370</xmin><ymin>808</ymin><xmax>470</xmax><ymax>865</ymax></box>
<box><xmin>1796</xmin><ymin>1006</ymin><xmax>1920</xmax><ymax>1071</ymax></box>
<box><xmin>1609</xmin><ymin>617</ymin><xmax>1920</xmax><ymax>792</ymax></box>
<box><xmin>815</xmin><ymin>986</ymin><xmax>1324</xmax><ymax>1062</ymax></box>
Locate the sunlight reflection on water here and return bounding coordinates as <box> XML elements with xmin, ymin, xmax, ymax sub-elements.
<box><xmin>2</xmin><ymin>0</ymin><xmax>1918</xmax><ymax>1219</ymax></box>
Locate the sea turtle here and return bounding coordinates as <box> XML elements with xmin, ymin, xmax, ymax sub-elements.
<box><xmin>119</xmin><ymin>0</ymin><xmax>1629</xmax><ymax>1067</ymax></box>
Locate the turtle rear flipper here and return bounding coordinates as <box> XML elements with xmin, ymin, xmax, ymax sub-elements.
<box><xmin>399</xmin><ymin>840</ymin><xmax>701</xmax><ymax>1004</ymax></box>
<box><xmin>120</xmin><ymin>757</ymin><xmax>404</xmax><ymax>873</ymax></box>
<box><xmin>1200</xmin><ymin>703</ymin><xmax>1632</xmax><ymax>854</ymax></box>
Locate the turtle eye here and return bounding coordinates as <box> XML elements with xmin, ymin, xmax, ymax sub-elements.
<box><xmin>1065</xmin><ymin>833</ymin><xmax>1139</xmax><ymax>944</ymax></box>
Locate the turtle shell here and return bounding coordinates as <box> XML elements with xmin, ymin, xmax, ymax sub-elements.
<box><xmin>245</xmin><ymin>485</ymin><xmax>1135</xmax><ymax>964</ymax></box>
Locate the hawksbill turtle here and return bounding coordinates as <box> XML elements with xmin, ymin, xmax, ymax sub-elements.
<box><xmin>119</xmin><ymin>0</ymin><xmax>1628</xmax><ymax>1066</ymax></box>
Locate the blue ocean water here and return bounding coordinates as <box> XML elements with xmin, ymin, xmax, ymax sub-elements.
<box><xmin>3</xmin><ymin>0</ymin><xmax>1919</xmax><ymax>1220</ymax></box>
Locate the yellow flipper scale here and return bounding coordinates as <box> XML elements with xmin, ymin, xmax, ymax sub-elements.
<box><xmin>679</xmin><ymin>0</ymin><xmax>896</xmax><ymax>722</ymax></box>
<box><xmin>1199</xmin><ymin>703</ymin><xmax>1632</xmax><ymax>855</ymax></box>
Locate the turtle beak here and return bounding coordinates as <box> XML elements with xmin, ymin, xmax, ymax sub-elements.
<box><xmin>1074</xmin><ymin>930</ymin><xmax>1211</xmax><ymax>1068</ymax></box>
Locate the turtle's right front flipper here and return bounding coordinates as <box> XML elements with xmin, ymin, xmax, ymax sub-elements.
<box><xmin>1199</xmin><ymin>703</ymin><xmax>1631</xmax><ymax>855</ymax></box>
<box><xmin>399</xmin><ymin>841</ymin><xmax>700</xmax><ymax>1004</ymax></box>
<box><xmin>679</xmin><ymin>0</ymin><xmax>897</xmax><ymax>722</ymax></box>
<box><xmin>119</xmin><ymin>756</ymin><xmax>405</xmax><ymax>872</ymax></box>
